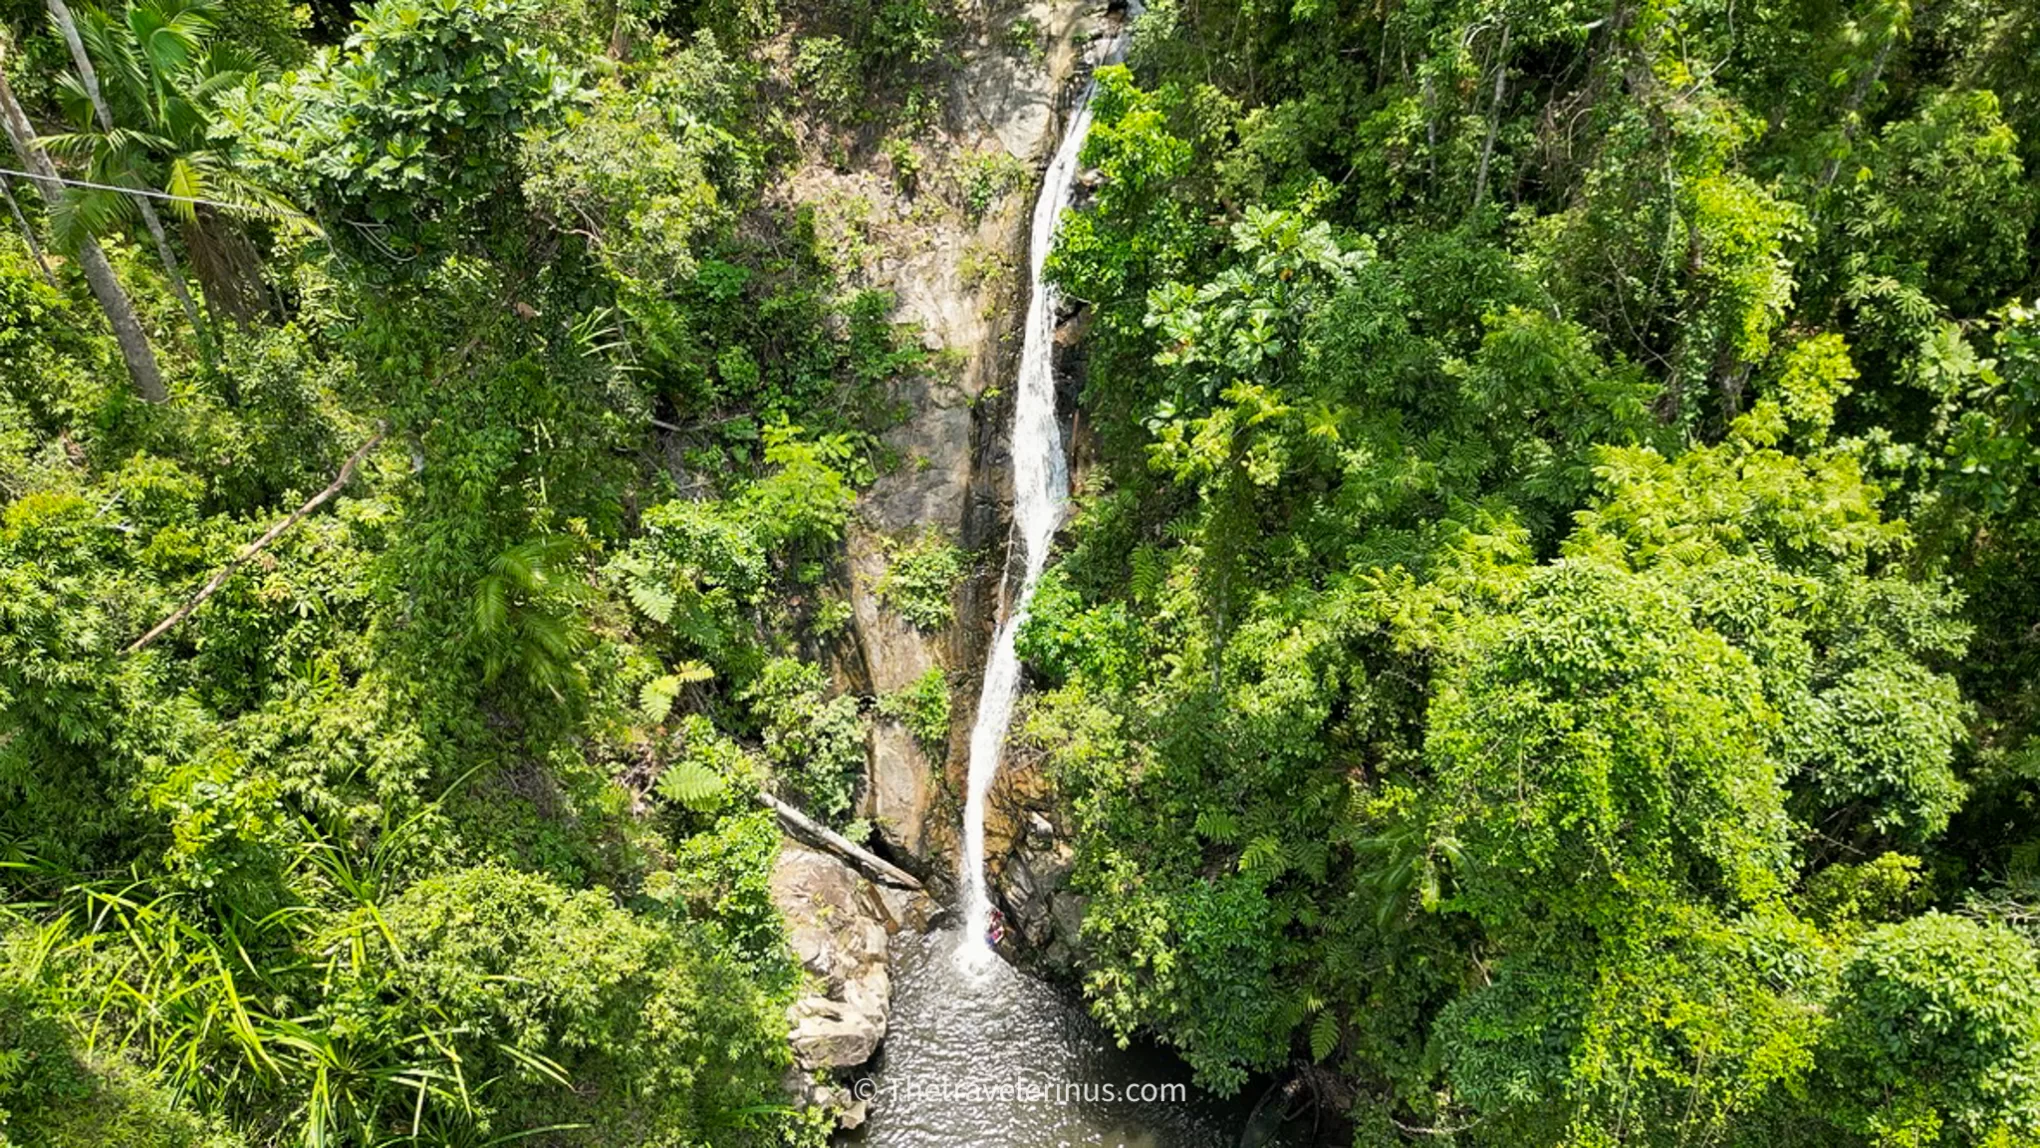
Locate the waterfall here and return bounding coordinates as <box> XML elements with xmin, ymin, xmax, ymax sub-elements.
<box><xmin>959</xmin><ymin>8</ymin><xmax>1136</xmax><ymax>967</ymax></box>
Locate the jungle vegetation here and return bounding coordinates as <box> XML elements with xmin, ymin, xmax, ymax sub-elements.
<box><xmin>1022</xmin><ymin>0</ymin><xmax>2040</xmax><ymax>1143</ymax></box>
<box><xmin>0</xmin><ymin>0</ymin><xmax>961</xmax><ymax>1144</ymax></box>
<box><xmin>0</xmin><ymin>0</ymin><xmax>2036</xmax><ymax>1146</ymax></box>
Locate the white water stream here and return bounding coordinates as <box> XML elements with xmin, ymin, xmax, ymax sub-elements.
<box><xmin>958</xmin><ymin>9</ymin><xmax>1136</xmax><ymax>969</ymax></box>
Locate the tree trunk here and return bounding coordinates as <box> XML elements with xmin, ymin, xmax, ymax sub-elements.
<box><xmin>0</xmin><ymin>173</ymin><xmax>55</xmax><ymax>286</ymax></box>
<box><xmin>46</xmin><ymin>0</ymin><xmax>211</xmax><ymax>357</ymax></box>
<box><xmin>1471</xmin><ymin>20</ymin><xmax>1511</xmax><ymax>212</ymax></box>
<box><xmin>755</xmin><ymin>791</ymin><xmax>925</xmax><ymax>890</ymax></box>
<box><xmin>125</xmin><ymin>426</ymin><xmax>387</xmax><ymax>653</ymax></box>
<box><xmin>0</xmin><ymin>55</ymin><xmax>165</xmax><ymax>402</ymax></box>
<box><xmin>1811</xmin><ymin>28</ymin><xmax>1898</xmax><ymax>217</ymax></box>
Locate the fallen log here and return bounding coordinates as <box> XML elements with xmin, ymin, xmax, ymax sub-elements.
<box><xmin>755</xmin><ymin>791</ymin><xmax>924</xmax><ymax>891</ymax></box>
<box><xmin>125</xmin><ymin>426</ymin><xmax>386</xmax><ymax>654</ymax></box>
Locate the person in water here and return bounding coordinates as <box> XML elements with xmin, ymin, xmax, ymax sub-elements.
<box><xmin>986</xmin><ymin>907</ymin><xmax>1007</xmax><ymax>947</ymax></box>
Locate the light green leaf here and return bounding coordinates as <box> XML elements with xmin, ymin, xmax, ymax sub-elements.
<box><xmin>655</xmin><ymin>758</ymin><xmax>726</xmax><ymax>811</ymax></box>
<box><xmin>1310</xmin><ymin>1010</ymin><xmax>1338</xmax><ymax>1063</ymax></box>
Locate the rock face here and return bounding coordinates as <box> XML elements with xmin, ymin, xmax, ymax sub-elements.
<box><xmin>768</xmin><ymin>0</ymin><xmax>1098</xmax><ymax>872</ymax></box>
<box><xmin>867</xmin><ymin>717</ymin><xmax>938</xmax><ymax>857</ymax></box>
<box><xmin>984</xmin><ymin>753</ymin><xmax>1089</xmax><ymax>974</ymax></box>
<box><xmin>761</xmin><ymin>0</ymin><xmax>1104</xmax><ymax>1124</ymax></box>
<box><xmin>845</xmin><ymin>527</ymin><xmax>944</xmax><ymax>863</ymax></box>
<box><xmin>771</xmin><ymin>840</ymin><xmax>938</xmax><ymax>1127</ymax></box>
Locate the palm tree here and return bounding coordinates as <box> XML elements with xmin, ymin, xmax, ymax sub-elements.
<box><xmin>40</xmin><ymin>0</ymin><xmax>293</xmax><ymax>332</ymax></box>
<box><xmin>0</xmin><ymin>31</ymin><xmax>166</xmax><ymax>401</ymax></box>
<box><xmin>43</xmin><ymin>0</ymin><xmax>207</xmax><ymax>344</ymax></box>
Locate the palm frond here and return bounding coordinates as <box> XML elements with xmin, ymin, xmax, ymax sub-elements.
<box><xmin>128</xmin><ymin>0</ymin><xmax>211</xmax><ymax>75</ymax></box>
<box><xmin>165</xmin><ymin>154</ymin><xmax>202</xmax><ymax>222</ymax></box>
<box><xmin>47</xmin><ymin>185</ymin><xmax>137</xmax><ymax>250</ymax></box>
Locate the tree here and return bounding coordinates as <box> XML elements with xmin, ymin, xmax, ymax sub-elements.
<box><xmin>0</xmin><ymin>33</ymin><xmax>165</xmax><ymax>401</ymax></box>
<box><xmin>217</xmin><ymin>0</ymin><xmax>576</xmax><ymax>269</ymax></box>
<box><xmin>43</xmin><ymin>0</ymin><xmax>293</xmax><ymax>327</ymax></box>
<box><xmin>1816</xmin><ymin>913</ymin><xmax>2040</xmax><ymax>1145</ymax></box>
<box><xmin>43</xmin><ymin>0</ymin><xmax>209</xmax><ymax>346</ymax></box>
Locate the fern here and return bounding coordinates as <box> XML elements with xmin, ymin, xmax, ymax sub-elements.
<box><xmin>639</xmin><ymin>676</ymin><xmax>681</xmax><ymax>723</ymax></box>
<box><xmin>619</xmin><ymin>556</ymin><xmax>677</xmax><ymax>624</ymax></box>
<box><xmin>1194</xmin><ymin>807</ymin><xmax>1241</xmax><ymax>844</ymax></box>
<box><xmin>639</xmin><ymin>662</ymin><xmax>714</xmax><ymax>723</ymax></box>
<box><xmin>467</xmin><ymin>537</ymin><xmax>591</xmax><ymax>700</ymax></box>
<box><xmin>1130</xmin><ymin>544</ymin><xmax>1164</xmax><ymax>604</ymax></box>
<box><xmin>1239</xmin><ymin>833</ymin><xmax>1286</xmax><ymax>878</ymax></box>
<box><xmin>1310</xmin><ymin>1009</ymin><xmax>1340</xmax><ymax>1063</ymax></box>
<box><xmin>655</xmin><ymin>757</ymin><xmax>727</xmax><ymax>812</ymax></box>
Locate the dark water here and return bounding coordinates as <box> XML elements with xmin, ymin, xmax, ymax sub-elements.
<box><xmin>843</xmin><ymin>929</ymin><xmax>1273</xmax><ymax>1148</ymax></box>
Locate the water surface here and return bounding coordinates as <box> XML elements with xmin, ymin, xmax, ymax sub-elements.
<box><xmin>848</xmin><ymin>929</ymin><xmax>1262</xmax><ymax>1148</ymax></box>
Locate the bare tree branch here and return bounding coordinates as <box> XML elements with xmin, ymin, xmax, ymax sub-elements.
<box><xmin>124</xmin><ymin>426</ymin><xmax>387</xmax><ymax>654</ymax></box>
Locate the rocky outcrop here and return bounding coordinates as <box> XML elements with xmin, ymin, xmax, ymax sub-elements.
<box><xmin>771</xmin><ymin>840</ymin><xmax>938</xmax><ymax>1127</ymax></box>
<box><xmin>982</xmin><ymin>749</ymin><xmax>1088</xmax><ymax>974</ymax></box>
<box><xmin>767</xmin><ymin>1</ymin><xmax>1101</xmax><ymax>871</ymax></box>
<box><xmin>1000</xmin><ymin>809</ymin><xmax>1086</xmax><ymax>973</ymax></box>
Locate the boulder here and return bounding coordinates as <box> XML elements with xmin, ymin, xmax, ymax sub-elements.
<box><xmin>771</xmin><ymin>838</ymin><xmax>940</xmax><ymax>1127</ymax></box>
<box><xmin>771</xmin><ymin>842</ymin><xmax>903</xmax><ymax>1071</ymax></box>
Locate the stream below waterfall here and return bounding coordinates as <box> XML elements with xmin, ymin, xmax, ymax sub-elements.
<box><xmin>843</xmin><ymin>930</ymin><xmax>1283</xmax><ymax>1147</ymax></box>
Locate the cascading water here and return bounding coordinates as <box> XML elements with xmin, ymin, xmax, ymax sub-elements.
<box><xmin>958</xmin><ymin>8</ymin><xmax>1136</xmax><ymax>969</ymax></box>
<box><xmin>854</xmin><ymin>11</ymin><xmax>1294</xmax><ymax>1144</ymax></box>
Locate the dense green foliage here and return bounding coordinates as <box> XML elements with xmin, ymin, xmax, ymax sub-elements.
<box><xmin>1021</xmin><ymin>0</ymin><xmax>2040</xmax><ymax>1143</ymax></box>
<box><xmin>8</xmin><ymin>0</ymin><xmax>2040</xmax><ymax>1144</ymax></box>
<box><xmin>0</xmin><ymin>0</ymin><xmax>960</xmax><ymax>1144</ymax></box>
<box><xmin>876</xmin><ymin>528</ymin><xmax>965</xmax><ymax>630</ymax></box>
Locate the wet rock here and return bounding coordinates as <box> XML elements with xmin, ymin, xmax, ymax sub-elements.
<box><xmin>875</xmin><ymin>878</ymin><xmax>946</xmax><ymax>934</ymax></box>
<box><xmin>985</xmin><ymin>756</ymin><xmax>1085</xmax><ymax>972</ymax></box>
<box><xmin>824</xmin><ymin>0</ymin><xmax>1099</xmax><ymax>878</ymax></box>
<box><xmin>983</xmin><ymin>751</ymin><xmax>1055</xmax><ymax>865</ymax></box>
<box><xmin>1051</xmin><ymin>890</ymin><xmax>1088</xmax><ymax>947</ymax></box>
<box><xmin>1006</xmin><ymin>840</ymin><xmax>1075</xmax><ymax>950</ymax></box>
<box><xmin>771</xmin><ymin>837</ymin><xmax>942</xmax><ymax>1128</ymax></box>
<box><xmin>1026</xmin><ymin>810</ymin><xmax>1057</xmax><ymax>848</ymax></box>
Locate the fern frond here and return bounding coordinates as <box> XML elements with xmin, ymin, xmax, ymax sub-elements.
<box><xmin>639</xmin><ymin>674</ymin><xmax>681</xmax><ymax>722</ymax></box>
<box><xmin>655</xmin><ymin>758</ymin><xmax>726</xmax><ymax>812</ymax></box>
<box><xmin>1310</xmin><ymin>1009</ymin><xmax>1340</xmax><ymax>1063</ymax></box>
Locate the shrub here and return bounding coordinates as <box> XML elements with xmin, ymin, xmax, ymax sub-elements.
<box><xmin>1003</xmin><ymin>15</ymin><xmax>1044</xmax><ymax>61</ymax></box>
<box><xmin>1816</xmin><ymin>912</ymin><xmax>2040</xmax><ymax>1143</ymax></box>
<box><xmin>877</xmin><ymin>530</ymin><xmax>964</xmax><ymax>630</ymax></box>
<box><xmin>958</xmin><ymin>149</ymin><xmax>1028</xmax><ymax>219</ymax></box>
<box><xmin>654</xmin><ymin>713</ymin><xmax>757</xmax><ymax>814</ymax></box>
<box><xmin>878</xmin><ymin>665</ymin><xmax>951</xmax><ymax>754</ymax></box>
<box><xmin>741</xmin><ymin>658</ymin><xmax>865</xmax><ymax>820</ymax></box>
<box><xmin>384</xmin><ymin>864</ymin><xmax>797</xmax><ymax>1143</ymax></box>
<box><xmin>0</xmin><ymin>965</ymin><xmax>230</xmax><ymax>1148</ymax></box>
<box><xmin>858</xmin><ymin>0</ymin><xmax>949</xmax><ymax>69</ymax></box>
<box><xmin>883</xmin><ymin>136</ymin><xmax>922</xmax><ymax>195</ymax></box>
<box><xmin>792</xmin><ymin>35</ymin><xmax>856</xmax><ymax>118</ymax></box>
